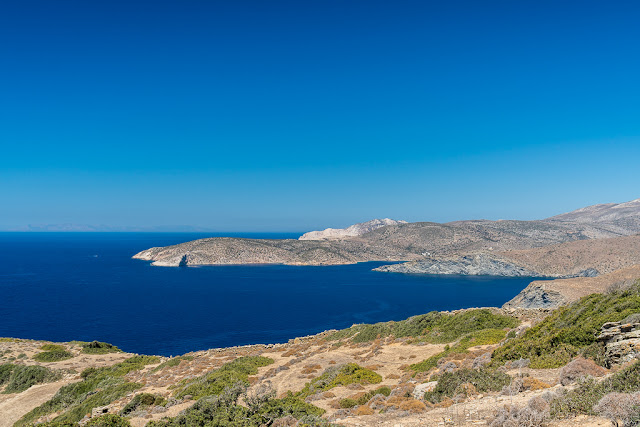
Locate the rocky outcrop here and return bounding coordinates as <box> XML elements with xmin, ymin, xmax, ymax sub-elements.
<box><xmin>373</xmin><ymin>254</ymin><xmax>542</xmax><ymax>276</ymax></box>
<box><xmin>299</xmin><ymin>218</ymin><xmax>407</xmax><ymax>240</ymax></box>
<box><xmin>503</xmin><ymin>265</ymin><xmax>640</xmax><ymax>310</ymax></box>
<box><xmin>597</xmin><ymin>321</ymin><xmax>640</xmax><ymax>367</ymax></box>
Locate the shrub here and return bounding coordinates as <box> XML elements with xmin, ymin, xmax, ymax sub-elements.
<box><xmin>410</xmin><ymin>329</ymin><xmax>508</xmax><ymax>373</ymax></box>
<box><xmin>40</xmin><ymin>344</ymin><xmax>66</xmax><ymax>351</ymax></box>
<box><xmin>16</xmin><ymin>355</ymin><xmax>158</xmax><ymax>425</ymax></box>
<box><xmin>594</xmin><ymin>392</ymin><xmax>640</xmax><ymax>427</ymax></box>
<box><xmin>120</xmin><ymin>393</ymin><xmax>166</xmax><ymax>415</ymax></box>
<box><xmin>82</xmin><ymin>341</ymin><xmax>123</xmax><ymax>354</ymax></box>
<box><xmin>327</xmin><ymin>309</ymin><xmax>518</xmax><ymax>344</ymax></box>
<box><xmin>174</xmin><ymin>356</ymin><xmax>274</xmax><ymax>399</ymax></box>
<box><xmin>493</xmin><ymin>282</ymin><xmax>640</xmax><ymax>368</ymax></box>
<box><xmin>148</xmin><ymin>383</ymin><xmax>325</xmax><ymax>427</ymax></box>
<box><xmin>151</xmin><ymin>355</ymin><xmax>194</xmax><ymax>372</ymax></box>
<box><xmin>34</xmin><ymin>349</ymin><xmax>74</xmax><ymax>362</ymax></box>
<box><xmin>424</xmin><ymin>368</ymin><xmax>511</xmax><ymax>403</ymax></box>
<box><xmin>338</xmin><ymin>398</ymin><xmax>358</xmax><ymax>408</ymax></box>
<box><xmin>86</xmin><ymin>414</ymin><xmax>132</xmax><ymax>426</ymax></box>
<box><xmin>1</xmin><ymin>364</ymin><xmax>60</xmax><ymax>393</ymax></box>
<box><xmin>551</xmin><ymin>360</ymin><xmax>640</xmax><ymax>417</ymax></box>
<box><xmin>489</xmin><ymin>396</ymin><xmax>550</xmax><ymax>427</ymax></box>
<box><xmin>0</xmin><ymin>363</ymin><xmax>14</xmax><ymax>385</ymax></box>
<box><xmin>559</xmin><ymin>357</ymin><xmax>607</xmax><ymax>386</ymax></box>
<box><xmin>298</xmin><ymin>363</ymin><xmax>382</xmax><ymax>398</ymax></box>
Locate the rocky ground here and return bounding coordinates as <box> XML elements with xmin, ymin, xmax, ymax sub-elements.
<box><xmin>0</xmin><ymin>318</ymin><xmax>620</xmax><ymax>427</ymax></box>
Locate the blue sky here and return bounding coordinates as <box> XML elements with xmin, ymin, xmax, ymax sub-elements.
<box><xmin>1</xmin><ymin>0</ymin><xmax>639</xmax><ymax>231</ymax></box>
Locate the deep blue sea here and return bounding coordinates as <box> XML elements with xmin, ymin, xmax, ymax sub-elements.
<box><xmin>0</xmin><ymin>233</ymin><xmax>537</xmax><ymax>356</ymax></box>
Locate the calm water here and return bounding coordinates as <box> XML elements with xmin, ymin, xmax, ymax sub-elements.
<box><xmin>0</xmin><ymin>232</ymin><xmax>536</xmax><ymax>356</ymax></box>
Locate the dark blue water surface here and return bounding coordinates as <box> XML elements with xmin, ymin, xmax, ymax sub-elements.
<box><xmin>0</xmin><ymin>233</ymin><xmax>536</xmax><ymax>356</ymax></box>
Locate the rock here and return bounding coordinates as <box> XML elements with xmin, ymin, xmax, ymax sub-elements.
<box><xmin>597</xmin><ymin>322</ymin><xmax>640</xmax><ymax>367</ymax></box>
<box><xmin>375</xmin><ymin>253</ymin><xmax>542</xmax><ymax>276</ymax></box>
<box><xmin>299</xmin><ymin>218</ymin><xmax>407</xmax><ymax>240</ymax></box>
<box><xmin>412</xmin><ymin>381</ymin><xmax>437</xmax><ymax>399</ymax></box>
<box><xmin>91</xmin><ymin>405</ymin><xmax>109</xmax><ymax>417</ymax></box>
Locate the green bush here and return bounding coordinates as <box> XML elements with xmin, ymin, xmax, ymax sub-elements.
<box><xmin>339</xmin><ymin>398</ymin><xmax>358</xmax><ymax>408</ymax></box>
<box><xmin>40</xmin><ymin>344</ymin><xmax>66</xmax><ymax>351</ymax></box>
<box><xmin>86</xmin><ymin>414</ymin><xmax>131</xmax><ymax>426</ymax></box>
<box><xmin>298</xmin><ymin>363</ymin><xmax>382</xmax><ymax>398</ymax></box>
<box><xmin>174</xmin><ymin>356</ymin><xmax>274</xmax><ymax>399</ymax></box>
<box><xmin>327</xmin><ymin>309</ymin><xmax>518</xmax><ymax>344</ymax></box>
<box><xmin>16</xmin><ymin>355</ymin><xmax>158</xmax><ymax>425</ymax></box>
<box><xmin>120</xmin><ymin>393</ymin><xmax>166</xmax><ymax>415</ymax></box>
<box><xmin>410</xmin><ymin>329</ymin><xmax>507</xmax><ymax>373</ymax></box>
<box><xmin>82</xmin><ymin>341</ymin><xmax>122</xmax><ymax>354</ymax></box>
<box><xmin>0</xmin><ymin>364</ymin><xmax>60</xmax><ymax>393</ymax></box>
<box><xmin>0</xmin><ymin>363</ymin><xmax>14</xmax><ymax>385</ymax></box>
<box><xmin>34</xmin><ymin>349</ymin><xmax>74</xmax><ymax>362</ymax></box>
<box><xmin>338</xmin><ymin>386</ymin><xmax>391</xmax><ymax>408</ymax></box>
<box><xmin>424</xmin><ymin>368</ymin><xmax>511</xmax><ymax>403</ymax></box>
<box><xmin>493</xmin><ymin>283</ymin><xmax>640</xmax><ymax>368</ymax></box>
<box><xmin>149</xmin><ymin>383</ymin><xmax>325</xmax><ymax>427</ymax></box>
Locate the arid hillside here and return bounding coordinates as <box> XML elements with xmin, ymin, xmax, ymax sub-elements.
<box><xmin>7</xmin><ymin>288</ymin><xmax>640</xmax><ymax>427</ymax></box>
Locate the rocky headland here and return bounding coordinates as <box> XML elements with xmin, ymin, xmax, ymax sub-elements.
<box><xmin>133</xmin><ymin>199</ymin><xmax>640</xmax><ymax>311</ymax></box>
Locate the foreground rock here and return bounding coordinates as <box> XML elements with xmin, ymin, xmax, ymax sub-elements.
<box><xmin>598</xmin><ymin>320</ymin><xmax>640</xmax><ymax>367</ymax></box>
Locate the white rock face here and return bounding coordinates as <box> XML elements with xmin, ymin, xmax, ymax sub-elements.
<box><xmin>299</xmin><ymin>218</ymin><xmax>407</xmax><ymax>240</ymax></box>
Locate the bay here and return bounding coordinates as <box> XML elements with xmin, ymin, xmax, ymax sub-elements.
<box><xmin>0</xmin><ymin>232</ymin><xmax>535</xmax><ymax>356</ymax></box>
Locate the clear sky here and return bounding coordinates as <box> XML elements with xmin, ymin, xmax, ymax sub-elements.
<box><xmin>1</xmin><ymin>0</ymin><xmax>639</xmax><ymax>231</ymax></box>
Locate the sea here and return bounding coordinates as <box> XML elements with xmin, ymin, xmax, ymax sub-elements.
<box><xmin>0</xmin><ymin>232</ymin><xmax>538</xmax><ymax>356</ymax></box>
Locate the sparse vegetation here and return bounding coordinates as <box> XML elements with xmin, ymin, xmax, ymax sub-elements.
<box><xmin>86</xmin><ymin>414</ymin><xmax>132</xmax><ymax>426</ymax></box>
<box><xmin>34</xmin><ymin>345</ymin><xmax>74</xmax><ymax>362</ymax></box>
<box><xmin>81</xmin><ymin>341</ymin><xmax>123</xmax><ymax>354</ymax></box>
<box><xmin>339</xmin><ymin>386</ymin><xmax>391</xmax><ymax>408</ymax></box>
<box><xmin>151</xmin><ymin>355</ymin><xmax>194</xmax><ymax>372</ymax></box>
<box><xmin>409</xmin><ymin>329</ymin><xmax>508</xmax><ymax>373</ymax></box>
<box><xmin>150</xmin><ymin>381</ymin><xmax>326</xmax><ymax>427</ymax></box>
<box><xmin>0</xmin><ymin>363</ymin><xmax>60</xmax><ymax>393</ymax></box>
<box><xmin>120</xmin><ymin>392</ymin><xmax>166</xmax><ymax>415</ymax></box>
<box><xmin>424</xmin><ymin>368</ymin><xmax>511</xmax><ymax>403</ymax></box>
<box><xmin>551</xmin><ymin>360</ymin><xmax>640</xmax><ymax>417</ymax></box>
<box><xmin>174</xmin><ymin>356</ymin><xmax>274</xmax><ymax>399</ymax></box>
<box><xmin>489</xmin><ymin>396</ymin><xmax>551</xmax><ymax>427</ymax></box>
<box><xmin>593</xmin><ymin>392</ymin><xmax>640</xmax><ymax>427</ymax></box>
<box><xmin>298</xmin><ymin>363</ymin><xmax>382</xmax><ymax>398</ymax></box>
<box><xmin>327</xmin><ymin>309</ymin><xmax>518</xmax><ymax>344</ymax></box>
<box><xmin>16</xmin><ymin>355</ymin><xmax>158</xmax><ymax>425</ymax></box>
<box><xmin>493</xmin><ymin>283</ymin><xmax>640</xmax><ymax>368</ymax></box>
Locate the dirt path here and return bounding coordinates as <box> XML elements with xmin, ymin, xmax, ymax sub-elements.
<box><xmin>0</xmin><ymin>380</ymin><xmax>71</xmax><ymax>427</ymax></box>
